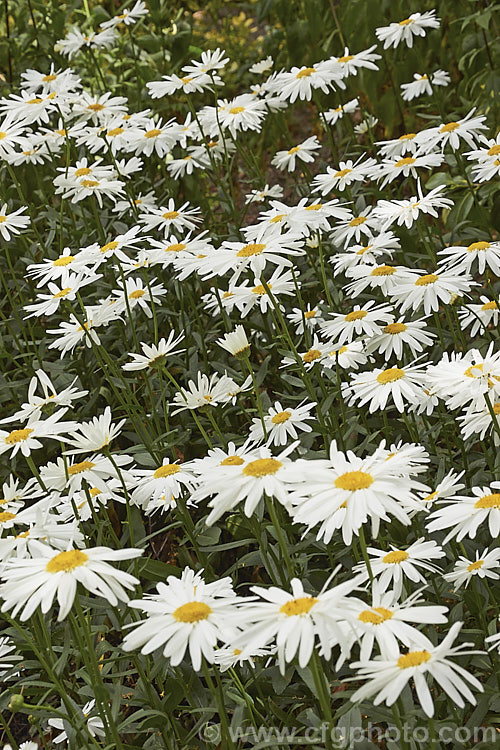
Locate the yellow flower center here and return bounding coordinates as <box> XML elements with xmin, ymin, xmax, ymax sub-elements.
<box><xmin>334</xmin><ymin>470</ymin><xmax>374</xmax><ymax>491</ymax></box>
<box><xmin>303</xmin><ymin>348</ymin><xmax>321</xmax><ymax>363</ymax></box>
<box><xmin>100</xmin><ymin>240</ymin><xmax>119</xmax><ymax>253</ymax></box>
<box><xmin>42</xmin><ymin>74</ymin><xmax>57</xmax><ymax>82</ymax></box>
<box><xmin>395</xmin><ymin>157</ymin><xmax>416</xmax><ymax>167</ymax></box>
<box><xmin>487</xmin><ymin>144</ymin><xmax>500</xmax><ymax>156</ymax></box>
<box><xmin>180</xmin><ymin>76</ymin><xmax>193</xmax><ymax>84</ymax></box>
<box><xmin>328</xmin><ymin>346</ymin><xmax>348</xmax><ymax>356</ymax></box>
<box><xmin>398</xmin><ymin>17</ymin><xmax>413</xmax><ymax>25</ymax></box>
<box><xmin>74</xmin><ymin>167</ymin><xmax>91</xmax><ymax>177</ymax></box>
<box><xmin>464</xmin><ymin>363</ymin><xmax>483</xmax><ymax>378</ymax></box>
<box><xmin>349</xmin><ymin>216</ymin><xmax>367</xmax><ymax>227</ymax></box>
<box><xmin>107</xmin><ymin>127</ymin><xmax>124</xmax><ymax>137</ymax></box>
<box><xmin>220</xmin><ymin>455</ymin><xmax>245</xmax><ymax>466</ymax></box>
<box><xmin>383</xmin><ymin>550</ymin><xmax>409</xmax><ymax>564</ymax></box>
<box><xmin>376</xmin><ymin>367</ymin><xmax>405</xmax><ymax>384</ymax></box>
<box><xmin>296</xmin><ymin>67</ymin><xmax>315</xmax><ymax>78</ymax></box>
<box><xmin>173</xmin><ymin>601</ymin><xmax>212</xmax><ymax>623</ymax></box>
<box><xmin>384</xmin><ymin>322</ymin><xmax>407</xmax><ymax>334</ymax></box>
<box><xmin>335</xmin><ymin>168</ymin><xmax>352</xmax><ymax>178</ymax></box>
<box><xmin>280</xmin><ymin>596</ymin><xmax>318</xmax><ymax>615</ymax></box>
<box><xmin>271</xmin><ymin>410</ymin><xmax>292</xmax><ymax>424</ymax></box>
<box><xmin>304</xmin><ymin>310</ymin><xmax>317</xmax><ymax>319</ymax></box>
<box><xmin>237</xmin><ymin>243</ymin><xmax>266</xmax><ymax>257</ymax></box>
<box><xmin>305</xmin><ymin>203</ymin><xmax>322</xmax><ymax>211</ymax></box>
<box><xmin>288</xmin><ymin>146</ymin><xmax>301</xmax><ymax>154</ymax></box>
<box><xmin>467</xmin><ymin>560</ymin><xmax>484</xmax><ymax>572</ymax></box>
<box><xmin>153</xmin><ymin>464</ymin><xmax>180</xmax><ymax>479</ymax></box>
<box><xmin>46</xmin><ymin>549</ymin><xmax>89</xmax><ymax>573</ymax></box>
<box><xmin>422</xmin><ymin>490</ymin><xmax>438</xmax><ymax>502</ymax></box>
<box><xmin>88</xmin><ymin>103</ymin><xmax>105</xmax><ymax>111</ymax></box>
<box><xmin>481</xmin><ymin>300</ymin><xmax>498</xmax><ymax>311</ymax></box>
<box><xmin>397</xmin><ymin>650</ymin><xmax>431</xmax><ymax>668</ymax></box>
<box><xmin>68</xmin><ymin>460</ymin><xmax>96</xmax><ymax>475</ymax></box>
<box><xmin>163</xmin><ymin>242</ymin><xmax>185</xmax><ymax>254</ymax></box>
<box><xmin>0</xmin><ymin>133</ymin><xmax>5</xmax><ymax>140</ymax></box>
<box><xmin>358</xmin><ymin>607</ymin><xmax>393</xmax><ymax>624</ymax></box>
<box><xmin>5</xmin><ymin>428</ymin><xmax>34</xmax><ymax>444</ymax></box>
<box><xmin>162</xmin><ymin>211</ymin><xmax>179</xmax><ymax>220</ymax></box>
<box><xmin>337</xmin><ymin>54</ymin><xmax>354</xmax><ymax>63</ymax></box>
<box><xmin>345</xmin><ymin>310</ymin><xmax>367</xmax><ymax>321</ymax></box>
<box><xmin>145</xmin><ymin>128</ymin><xmax>162</xmax><ymax>138</ymax></box>
<box><xmin>398</xmin><ymin>133</ymin><xmax>416</xmax><ymax>141</ymax></box>
<box><xmin>81</xmin><ymin>179</ymin><xmax>99</xmax><ymax>187</ymax></box>
<box><xmin>51</xmin><ymin>285</ymin><xmax>71</xmax><ymax>299</ymax></box>
<box><xmin>475</xmin><ymin>493</ymin><xmax>500</xmax><ymax>509</ymax></box>
<box><xmin>0</xmin><ymin>512</ymin><xmax>16</xmax><ymax>523</ymax></box>
<box><xmin>242</xmin><ymin>458</ymin><xmax>282</xmax><ymax>477</ymax></box>
<box><xmin>252</xmin><ymin>283</ymin><xmax>267</xmax><ymax>294</ymax></box>
<box><xmin>440</xmin><ymin>122</ymin><xmax>459</xmax><ymax>133</ymax></box>
<box><xmin>229</xmin><ymin>106</ymin><xmax>245</xmax><ymax>114</ymax></box>
<box><xmin>270</xmin><ymin>213</ymin><xmax>285</xmax><ymax>223</ymax></box>
<box><xmin>89</xmin><ymin>487</ymin><xmax>101</xmax><ymax>497</ymax></box>
<box><xmin>371</xmin><ymin>265</ymin><xmax>396</xmax><ymax>276</ymax></box>
<box><xmin>467</xmin><ymin>241</ymin><xmax>490</xmax><ymax>252</ymax></box>
<box><xmin>129</xmin><ymin>289</ymin><xmax>146</xmax><ymax>299</ymax></box>
<box><xmin>415</xmin><ymin>273</ymin><xmax>438</xmax><ymax>286</ymax></box>
<box><xmin>27</xmin><ymin>98</ymin><xmax>43</xmax><ymax>104</ymax></box>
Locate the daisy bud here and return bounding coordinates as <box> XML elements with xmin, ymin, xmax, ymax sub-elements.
<box><xmin>217</xmin><ymin>325</ymin><xmax>250</xmax><ymax>359</ymax></box>
<box><xmin>9</xmin><ymin>694</ymin><xmax>25</xmax><ymax>712</ymax></box>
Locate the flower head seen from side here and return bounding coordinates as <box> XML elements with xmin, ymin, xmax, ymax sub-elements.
<box><xmin>0</xmin><ymin>541</ymin><xmax>142</xmax><ymax>621</ymax></box>
<box><xmin>122</xmin><ymin>331</ymin><xmax>185</xmax><ymax>371</ymax></box>
<box><xmin>64</xmin><ymin>406</ymin><xmax>125</xmax><ymax>455</ymax></box>
<box><xmin>217</xmin><ymin>325</ymin><xmax>250</xmax><ymax>358</ymax></box>
<box><xmin>350</xmin><ymin>621</ymin><xmax>483</xmax><ymax>717</ymax></box>
<box><xmin>121</xmin><ymin>567</ymin><xmax>245</xmax><ymax>670</ymax></box>
<box><xmin>375</xmin><ymin>10</ymin><xmax>441</xmax><ymax>49</ymax></box>
<box><xmin>426</xmin><ymin>483</ymin><xmax>500</xmax><ymax>543</ymax></box>
<box><xmin>0</xmin><ymin>204</ymin><xmax>30</xmax><ymax>241</ymax></box>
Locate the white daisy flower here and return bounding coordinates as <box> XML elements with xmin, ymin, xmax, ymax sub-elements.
<box><xmin>288</xmin><ymin>440</ymin><xmax>425</xmax><ymax>546</ymax></box>
<box><xmin>233</xmin><ymin>575</ymin><xmax>360</xmax><ymax>674</ymax></box>
<box><xmin>354</xmin><ymin>538</ymin><xmax>445</xmax><ymax>598</ymax></box>
<box><xmin>427</xmin><ymin>483</ymin><xmax>500</xmax><ymax>543</ymax></box>
<box><xmin>130</xmin><ymin>459</ymin><xmax>195</xmax><ymax>512</ymax></box>
<box><xmin>350</xmin><ymin>621</ymin><xmax>482</xmax><ymax>718</ymax></box>
<box><xmin>248</xmin><ymin>400</ymin><xmax>316</xmax><ymax>446</ymax></box>
<box><xmin>48</xmin><ymin>698</ymin><xmax>105</xmax><ymax>744</ymax></box>
<box><xmin>0</xmin><ymin>541</ymin><xmax>142</xmax><ymax>620</ymax></box>
<box><xmin>363</xmin><ymin>317</ymin><xmax>435</xmax><ymax>359</ymax></box>
<box><xmin>121</xmin><ymin>567</ymin><xmax>244</xmax><ymax>670</ymax></box>
<box><xmin>320</xmin><ymin>301</ymin><xmax>394</xmax><ymax>345</ymax></box>
<box><xmin>458</xmin><ymin>297</ymin><xmax>499</xmax><ymax>336</ymax></box>
<box><xmin>437</xmin><ymin>239</ymin><xmax>500</xmax><ymax>276</ymax></box>
<box><xmin>122</xmin><ymin>332</ymin><xmax>185</xmax><ymax>371</ymax></box>
<box><xmin>390</xmin><ymin>268</ymin><xmax>476</xmax><ymax>315</ymax></box>
<box><xmin>192</xmin><ymin>443</ymin><xmax>297</xmax><ymax>526</ymax></box>
<box><xmin>400</xmin><ymin>69</ymin><xmax>450</xmax><ymax>101</ymax></box>
<box><xmin>271</xmin><ymin>136</ymin><xmax>321</xmax><ymax>172</ymax></box>
<box><xmin>444</xmin><ymin>548</ymin><xmax>500</xmax><ymax>591</ymax></box>
<box><xmin>323</xmin><ymin>97</ymin><xmax>359</xmax><ymax>125</ymax></box>
<box><xmin>0</xmin><ymin>204</ymin><xmax>30</xmax><ymax>241</ymax></box>
<box><xmin>64</xmin><ymin>407</ymin><xmax>125</xmax><ymax>455</ymax></box>
<box><xmin>343</xmin><ymin>362</ymin><xmax>428</xmax><ymax>414</ymax></box>
<box><xmin>375</xmin><ymin>10</ymin><xmax>441</xmax><ymax>50</ymax></box>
